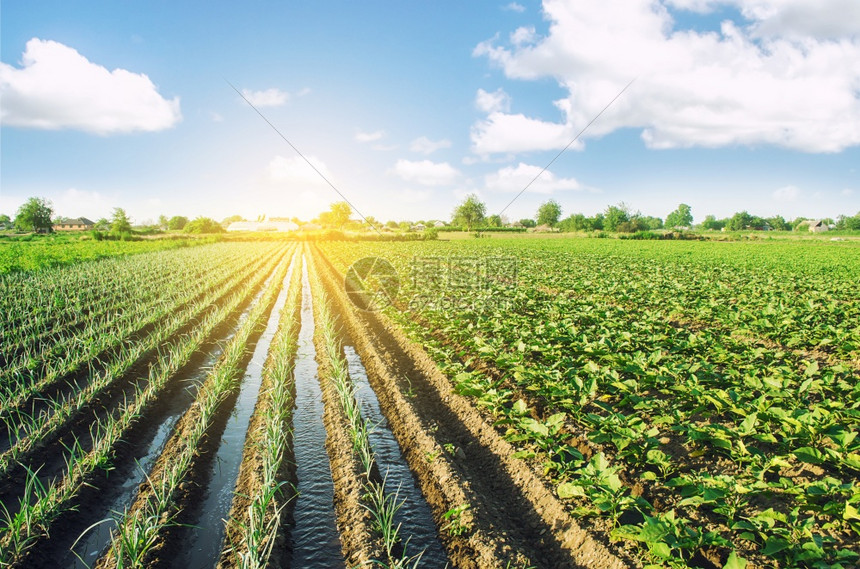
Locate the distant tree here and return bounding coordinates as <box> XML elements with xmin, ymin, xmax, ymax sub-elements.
<box><xmin>837</xmin><ymin>212</ymin><xmax>860</xmax><ymax>230</ymax></box>
<box><xmin>452</xmin><ymin>194</ymin><xmax>486</xmax><ymax>231</ymax></box>
<box><xmin>725</xmin><ymin>211</ymin><xmax>753</xmax><ymax>231</ymax></box>
<box><xmin>637</xmin><ymin>216</ymin><xmax>663</xmax><ymax>230</ymax></box>
<box><xmin>327</xmin><ymin>201</ymin><xmax>352</xmax><ymax>229</ymax></box>
<box><xmin>665</xmin><ymin>203</ymin><xmax>693</xmax><ymax>228</ymax></box>
<box><xmin>603</xmin><ymin>203</ymin><xmax>630</xmax><ymax>232</ymax></box>
<box><xmin>184</xmin><ymin>217</ymin><xmax>225</xmax><ymax>234</ymax></box>
<box><xmin>222</xmin><ymin>214</ymin><xmax>245</xmax><ymax>226</ymax></box>
<box><xmin>766</xmin><ymin>215</ymin><xmax>789</xmax><ymax>231</ymax></box>
<box><xmin>519</xmin><ymin>218</ymin><xmax>536</xmax><ymax>228</ymax></box>
<box><xmin>486</xmin><ymin>214</ymin><xmax>503</xmax><ymax>228</ymax></box>
<box><xmin>386</xmin><ymin>220</ymin><xmax>398</xmax><ymax>229</ymax></box>
<box><xmin>0</xmin><ymin>214</ymin><xmax>10</xmax><ymax>228</ymax></box>
<box><xmin>94</xmin><ymin>218</ymin><xmax>110</xmax><ymax>231</ymax></box>
<box><xmin>701</xmin><ymin>214</ymin><xmax>724</xmax><ymax>230</ymax></box>
<box><xmin>168</xmin><ymin>215</ymin><xmax>189</xmax><ymax>230</ymax></box>
<box><xmin>537</xmin><ymin>199</ymin><xmax>562</xmax><ymax>227</ymax></box>
<box><xmin>110</xmin><ymin>208</ymin><xmax>133</xmax><ymax>234</ymax></box>
<box><xmin>14</xmin><ymin>197</ymin><xmax>54</xmax><ymax>233</ymax></box>
<box><xmin>398</xmin><ymin>221</ymin><xmax>412</xmax><ymax>231</ymax></box>
<box><xmin>157</xmin><ymin>214</ymin><xmax>169</xmax><ymax>229</ymax></box>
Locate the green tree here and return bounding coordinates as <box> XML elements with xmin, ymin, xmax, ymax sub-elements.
<box><xmin>486</xmin><ymin>214</ymin><xmax>503</xmax><ymax>228</ymax></box>
<box><xmin>537</xmin><ymin>199</ymin><xmax>562</xmax><ymax>227</ymax></box>
<box><xmin>726</xmin><ymin>211</ymin><xmax>754</xmax><ymax>231</ymax></box>
<box><xmin>14</xmin><ymin>197</ymin><xmax>54</xmax><ymax>233</ymax></box>
<box><xmin>665</xmin><ymin>203</ymin><xmax>693</xmax><ymax>228</ymax></box>
<box><xmin>603</xmin><ymin>203</ymin><xmax>630</xmax><ymax>232</ymax></box>
<box><xmin>168</xmin><ymin>215</ymin><xmax>189</xmax><ymax>230</ymax></box>
<box><xmin>222</xmin><ymin>214</ymin><xmax>244</xmax><ymax>226</ymax></box>
<box><xmin>157</xmin><ymin>214</ymin><xmax>169</xmax><ymax>229</ymax></box>
<box><xmin>110</xmin><ymin>208</ymin><xmax>133</xmax><ymax>233</ymax></box>
<box><xmin>184</xmin><ymin>217</ymin><xmax>225</xmax><ymax>233</ymax></box>
<box><xmin>0</xmin><ymin>214</ymin><xmax>10</xmax><ymax>229</ymax></box>
<box><xmin>452</xmin><ymin>194</ymin><xmax>486</xmax><ymax>231</ymax></box>
<box><xmin>519</xmin><ymin>218</ymin><xmax>536</xmax><ymax>228</ymax></box>
<box><xmin>766</xmin><ymin>215</ymin><xmax>789</xmax><ymax>231</ymax></box>
<box><xmin>327</xmin><ymin>201</ymin><xmax>352</xmax><ymax>229</ymax></box>
<box><xmin>701</xmin><ymin>214</ymin><xmax>724</xmax><ymax>230</ymax></box>
<box><xmin>837</xmin><ymin>212</ymin><xmax>860</xmax><ymax>231</ymax></box>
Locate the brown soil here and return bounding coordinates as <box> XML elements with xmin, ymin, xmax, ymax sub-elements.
<box><xmin>312</xmin><ymin>244</ymin><xmax>628</xmax><ymax>569</ymax></box>
<box><xmin>91</xmin><ymin>252</ymin><xmax>291</xmax><ymax>569</ymax></box>
<box><xmin>218</xmin><ymin>251</ymin><xmax>303</xmax><ymax>569</ymax></box>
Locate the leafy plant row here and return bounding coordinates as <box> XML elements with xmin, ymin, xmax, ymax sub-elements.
<box><xmin>96</xmin><ymin>248</ymin><xmax>294</xmax><ymax>568</ymax></box>
<box><xmin>219</xmin><ymin>250</ymin><xmax>303</xmax><ymax>569</ymax></box>
<box><xmin>0</xmin><ymin>246</ymin><xmax>291</xmax><ymax>568</ymax></box>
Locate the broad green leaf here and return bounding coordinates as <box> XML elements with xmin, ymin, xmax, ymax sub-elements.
<box><xmin>557</xmin><ymin>482</ymin><xmax>586</xmax><ymax>499</ymax></box>
<box><xmin>761</xmin><ymin>536</ymin><xmax>791</xmax><ymax>556</ymax></box>
<box><xmin>793</xmin><ymin>447</ymin><xmax>825</xmax><ymax>465</ymax></box>
<box><xmin>723</xmin><ymin>551</ymin><xmax>747</xmax><ymax>569</ymax></box>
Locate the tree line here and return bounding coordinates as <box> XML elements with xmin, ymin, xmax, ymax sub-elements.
<box><xmin>451</xmin><ymin>194</ymin><xmax>860</xmax><ymax>233</ymax></box>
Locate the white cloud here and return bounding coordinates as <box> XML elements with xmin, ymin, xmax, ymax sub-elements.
<box><xmin>773</xmin><ymin>185</ymin><xmax>800</xmax><ymax>201</ymax></box>
<box><xmin>355</xmin><ymin>130</ymin><xmax>385</xmax><ymax>143</ymax></box>
<box><xmin>389</xmin><ymin>159</ymin><xmax>460</xmax><ymax>186</ymax></box>
<box><xmin>241</xmin><ymin>88</ymin><xmax>289</xmax><ymax>107</ymax></box>
<box><xmin>511</xmin><ymin>26</ymin><xmax>537</xmax><ymax>46</ymax></box>
<box><xmin>267</xmin><ymin>155</ymin><xmax>333</xmax><ymax>187</ymax></box>
<box><xmin>0</xmin><ymin>38</ymin><xmax>181</xmax><ymax>134</ymax></box>
<box><xmin>472</xmin><ymin>112</ymin><xmax>575</xmax><ymax>154</ymax></box>
<box><xmin>472</xmin><ymin>0</ymin><xmax>860</xmax><ymax>154</ymax></box>
<box><xmin>475</xmin><ymin>88</ymin><xmax>512</xmax><ymax>113</ymax></box>
<box><xmin>485</xmin><ymin>162</ymin><xmax>581</xmax><ymax>193</ymax></box>
<box><xmin>410</xmin><ymin>136</ymin><xmax>452</xmax><ymax>155</ymax></box>
<box><xmin>504</xmin><ymin>2</ymin><xmax>526</xmax><ymax>12</ymax></box>
<box><xmin>841</xmin><ymin>188</ymin><xmax>855</xmax><ymax>196</ymax></box>
<box><xmin>210</xmin><ymin>112</ymin><xmax>224</xmax><ymax>122</ymax></box>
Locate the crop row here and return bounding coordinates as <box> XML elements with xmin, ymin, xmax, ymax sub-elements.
<box><xmin>0</xmin><ymin>244</ymin><xmax>290</xmax><ymax>567</ymax></box>
<box><xmin>308</xmin><ymin>252</ymin><xmax>423</xmax><ymax>568</ymax></box>
<box><xmin>318</xmin><ymin>239</ymin><xmax>860</xmax><ymax>568</ymax></box>
<box><xmin>96</xmin><ymin>249</ymin><xmax>293</xmax><ymax>568</ymax></box>
<box><xmin>0</xmin><ymin>245</ymin><xmax>279</xmax><ymax>481</ymax></box>
<box><xmin>219</xmin><ymin>250</ymin><xmax>303</xmax><ymax>569</ymax></box>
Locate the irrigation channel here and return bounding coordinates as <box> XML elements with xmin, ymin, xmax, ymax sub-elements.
<box><xmin>342</xmin><ymin>344</ymin><xmax>447</xmax><ymax>568</ymax></box>
<box><xmin>65</xmin><ymin>255</ymin><xmax>283</xmax><ymax>568</ymax></box>
<box><xmin>288</xmin><ymin>260</ymin><xmax>343</xmax><ymax>568</ymax></box>
<box><xmin>179</xmin><ymin>261</ymin><xmax>296</xmax><ymax>568</ymax></box>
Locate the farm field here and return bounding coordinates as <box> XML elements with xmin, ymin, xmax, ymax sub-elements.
<box><xmin>1</xmin><ymin>236</ymin><xmax>858</xmax><ymax>569</ymax></box>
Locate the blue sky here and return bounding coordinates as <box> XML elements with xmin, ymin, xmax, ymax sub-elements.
<box><xmin>2</xmin><ymin>0</ymin><xmax>859</xmax><ymax>225</ymax></box>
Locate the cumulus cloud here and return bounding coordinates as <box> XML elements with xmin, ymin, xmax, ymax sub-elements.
<box><xmin>410</xmin><ymin>136</ymin><xmax>452</xmax><ymax>155</ymax></box>
<box><xmin>267</xmin><ymin>155</ymin><xmax>333</xmax><ymax>187</ymax></box>
<box><xmin>773</xmin><ymin>185</ymin><xmax>801</xmax><ymax>201</ymax></box>
<box><xmin>241</xmin><ymin>88</ymin><xmax>289</xmax><ymax>107</ymax></box>
<box><xmin>472</xmin><ymin>112</ymin><xmax>575</xmax><ymax>154</ymax></box>
<box><xmin>355</xmin><ymin>130</ymin><xmax>385</xmax><ymax>142</ymax></box>
<box><xmin>504</xmin><ymin>2</ymin><xmax>526</xmax><ymax>12</ymax></box>
<box><xmin>0</xmin><ymin>38</ymin><xmax>181</xmax><ymax>134</ymax></box>
<box><xmin>389</xmin><ymin>159</ymin><xmax>460</xmax><ymax>186</ymax></box>
<box><xmin>472</xmin><ymin>0</ymin><xmax>860</xmax><ymax>155</ymax></box>
<box><xmin>475</xmin><ymin>88</ymin><xmax>512</xmax><ymax>113</ymax></box>
<box><xmin>485</xmin><ymin>162</ymin><xmax>582</xmax><ymax>193</ymax></box>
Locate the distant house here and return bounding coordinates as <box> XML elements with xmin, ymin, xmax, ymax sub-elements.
<box><xmin>53</xmin><ymin>217</ymin><xmax>94</xmax><ymax>231</ymax></box>
<box><xmin>412</xmin><ymin>224</ymin><xmax>426</xmax><ymax>231</ymax></box>
<box><xmin>809</xmin><ymin>220</ymin><xmax>829</xmax><ymax>233</ymax></box>
<box><xmin>227</xmin><ymin>220</ymin><xmax>298</xmax><ymax>232</ymax></box>
<box><xmin>433</xmin><ymin>220</ymin><xmax>446</xmax><ymax>228</ymax></box>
